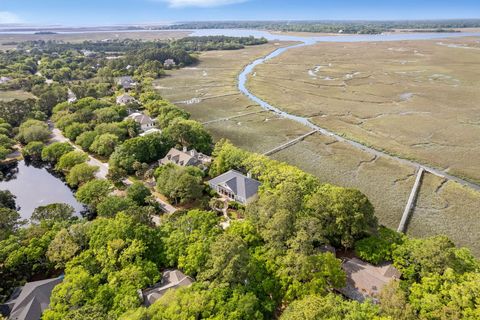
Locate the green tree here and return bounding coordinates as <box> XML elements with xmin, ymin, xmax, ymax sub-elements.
<box><xmin>42</xmin><ymin>142</ymin><xmax>74</xmax><ymax>164</ymax></box>
<box><xmin>378</xmin><ymin>280</ymin><xmax>416</xmax><ymax>320</ymax></box>
<box><xmin>392</xmin><ymin>235</ymin><xmax>477</xmax><ymax>283</ymax></box>
<box><xmin>66</xmin><ymin>163</ymin><xmax>99</xmax><ymax>187</ymax></box>
<box><xmin>16</xmin><ymin>119</ymin><xmax>51</xmax><ymax>144</ymax></box>
<box><xmin>163</xmin><ymin>118</ymin><xmax>212</xmax><ymax>154</ymax></box>
<box><xmin>306</xmin><ymin>184</ymin><xmax>377</xmax><ymax>249</ymax></box>
<box><xmin>109</xmin><ymin>133</ymin><xmax>171</xmax><ymax>173</ymax></box>
<box><xmin>199</xmin><ymin>233</ymin><xmax>251</xmax><ymax>286</ymax></box>
<box><xmin>409</xmin><ymin>269</ymin><xmax>480</xmax><ymax>320</ymax></box>
<box><xmin>155</xmin><ymin>104</ymin><xmax>190</xmax><ymax>128</ymax></box>
<box><xmin>76</xmin><ymin>179</ymin><xmax>113</xmax><ymax>209</ymax></box>
<box><xmin>22</xmin><ymin>141</ymin><xmax>44</xmax><ymax>160</ymax></box>
<box><xmin>276</xmin><ymin>250</ymin><xmax>345</xmax><ymax>302</ymax></box>
<box><xmin>160</xmin><ymin>210</ymin><xmax>221</xmax><ymax>276</ymax></box>
<box><xmin>0</xmin><ymin>208</ymin><xmax>24</xmax><ymax>240</ymax></box>
<box><xmin>156</xmin><ymin>164</ymin><xmax>204</xmax><ymax>205</ymax></box>
<box><xmin>89</xmin><ymin>133</ymin><xmax>119</xmax><ymax>157</ymax></box>
<box><xmin>56</xmin><ymin>150</ymin><xmax>88</xmax><ymax>172</ymax></box>
<box><xmin>355</xmin><ymin>227</ymin><xmax>405</xmax><ymax>265</ymax></box>
<box><xmin>126</xmin><ymin>182</ymin><xmax>151</xmax><ymax>206</ymax></box>
<box><xmin>0</xmin><ymin>134</ymin><xmax>15</xmax><ymax>149</ymax></box>
<box><xmin>280</xmin><ymin>294</ymin><xmax>381</xmax><ymax>320</ymax></box>
<box><xmin>0</xmin><ymin>189</ymin><xmax>17</xmax><ymax>210</ymax></box>
<box><xmin>31</xmin><ymin>203</ymin><xmax>75</xmax><ymax>223</ymax></box>
<box><xmin>96</xmin><ymin>196</ymin><xmax>138</xmax><ymax>217</ymax></box>
<box><xmin>75</xmin><ymin>131</ymin><xmax>98</xmax><ymax>151</ymax></box>
<box><xmin>46</xmin><ymin>228</ymin><xmax>81</xmax><ymax>269</ymax></box>
<box><xmin>64</xmin><ymin>122</ymin><xmax>90</xmax><ymax>141</ymax></box>
<box><xmin>106</xmin><ymin>165</ymin><xmax>128</xmax><ymax>185</ymax></box>
<box><xmin>209</xmin><ymin>139</ymin><xmax>248</xmax><ymax>177</ymax></box>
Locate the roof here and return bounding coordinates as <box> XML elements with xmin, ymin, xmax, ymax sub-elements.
<box><xmin>160</xmin><ymin>148</ymin><xmax>211</xmax><ymax>167</ymax></box>
<box><xmin>142</xmin><ymin>270</ymin><xmax>194</xmax><ymax>306</ymax></box>
<box><xmin>117</xmin><ymin>76</ymin><xmax>136</xmax><ymax>89</ymax></box>
<box><xmin>2</xmin><ymin>277</ymin><xmax>63</xmax><ymax>320</ymax></box>
<box><xmin>0</xmin><ymin>76</ymin><xmax>12</xmax><ymax>84</ymax></box>
<box><xmin>208</xmin><ymin>170</ymin><xmax>261</xmax><ymax>202</ymax></box>
<box><xmin>127</xmin><ymin>112</ymin><xmax>155</xmax><ymax>126</ymax></box>
<box><xmin>339</xmin><ymin>258</ymin><xmax>400</xmax><ymax>302</ymax></box>
<box><xmin>139</xmin><ymin>128</ymin><xmax>162</xmax><ymax>137</ymax></box>
<box><xmin>116</xmin><ymin>94</ymin><xmax>136</xmax><ymax>105</ymax></box>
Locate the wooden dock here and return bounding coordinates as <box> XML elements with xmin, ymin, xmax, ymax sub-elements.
<box><xmin>397</xmin><ymin>167</ymin><xmax>425</xmax><ymax>233</ymax></box>
<box><xmin>263</xmin><ymin>130</ymin><xmax>318</xmax><ymax>156</ymax></box>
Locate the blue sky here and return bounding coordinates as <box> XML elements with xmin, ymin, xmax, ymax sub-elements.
<box><xmin>1</xmin><ymin>0</ymin><xmax>479</xmax><ymax>26</ymax></box>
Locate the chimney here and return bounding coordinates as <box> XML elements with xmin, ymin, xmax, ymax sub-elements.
<box><xmin>247</xmin><ymin>172</ymin><xmax>252</xmax><ymax>178</ymax></box>
<box><xmin>183</xmin><ymin>146</ymin><xmax>187</xmax><ymax>152</ymax></box>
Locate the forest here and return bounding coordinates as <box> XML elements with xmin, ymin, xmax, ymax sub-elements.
<box><xmin>160</xmin><ymin>19</ymin><xmax>480</xmax><ymax>34</ymax></box>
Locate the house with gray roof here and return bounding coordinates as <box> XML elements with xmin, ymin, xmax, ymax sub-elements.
<box><xmin>117</xmin><ymin>76</ymin><xmax>137</xmax><ymax>90</ymax></box>
<box><xmin>0</xmin><ymin>277</ymin><xmax>63</xmax><ymax>320</ymax></box>
<box><xmin>116</xmin><ymin>93</ymin><xmax>136</xmax><ymax>106</ymax></box>
<box><xmin>160</xmin><ymin>147</ymin><xmax>211</xmax><ymax>170</ymax></box>
<box><xmin>140</xmin><ymin>270</ymin><xmax>194</xmax><ymax>306</ymax></box>
<box><xmin>208</xmin><ymin>169</ymin><xmax>261</xmax><ymax>205</ymax></box>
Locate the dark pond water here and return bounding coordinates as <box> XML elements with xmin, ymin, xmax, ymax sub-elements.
<box><xmin>0</xmin><ymin>161</ymin><xmax>84</xmax><ymax>220</ymax></box>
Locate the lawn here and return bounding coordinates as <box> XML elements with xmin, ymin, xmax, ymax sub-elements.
<box><xmin>0</xmin><ymin>90</ymin><xmax>36</xmax><ymax>101</ymax></box>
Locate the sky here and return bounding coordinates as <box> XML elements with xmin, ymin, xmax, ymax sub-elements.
<box><xmin>0</xmin><ymin>0</ymin><xmax>479</xmax><ymax>26</ymax></box>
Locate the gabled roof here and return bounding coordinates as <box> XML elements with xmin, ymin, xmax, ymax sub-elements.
<box><xmin>3</xmin><ymin>277</ymin><xmax>63</xmax><ymax>320</ymax></box>
<box><xmin>127</xmin><ymin>112</ymin><xmax>155</xmax><ymax>126</ymax></box>
<box><xmin>339</xmin><ymin>258</ymin><xmax>400</xmax><ymax>302</ymax></box>
<box><xmin>117</xmin><ymin>76</ymin><xmax>136</xmax><ymax>89</ymax></box>
<box><xmin>208</xmin><ymin>170</ymin><xmax>261</xmax><ymax>201</ymax></box>
<box><xmin>160</xmin><ymin>148</ymin><xmax>211</xmax><ymax>167</ymax></box>
<box><xmin>142</xmin><ymin>270</ymin><xmax>194</xmax><ymax>306</ymax></box>
<box><xmin>116</xmin><ymin>93</ymin><xmax>136</xmax><ymax>105</ymax></box>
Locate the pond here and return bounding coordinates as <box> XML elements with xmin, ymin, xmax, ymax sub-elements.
<box><xmin>0</xmin><ymin>160</ymin><xmax>85</xmax><ymax>220</ymax></box>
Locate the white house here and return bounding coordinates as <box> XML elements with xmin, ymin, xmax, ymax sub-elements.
<box><xmin>126</xmin><ymin>112</ymin><xmax>156</xmax><ymax>132</ymax></box>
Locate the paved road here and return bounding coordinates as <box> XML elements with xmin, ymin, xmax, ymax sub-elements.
<box><xmin>50</xmin><ymin>128</ymin><xmax>177</xmax><ymax>217</ymax></box>
<box><xmin>51</xmin><ymin>128</ymin><xmax>108</xmax><ymax>179</ymax></box>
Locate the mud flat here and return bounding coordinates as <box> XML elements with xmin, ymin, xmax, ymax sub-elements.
<box><xmin>408</xmin><ymin>172</ymin><xmax>480</xmax><ymax>256</ymax></box>
<box><xmin>247</xmin><ymin>37</ymin><xmax>480</xmax><ymax>184</ymax></box>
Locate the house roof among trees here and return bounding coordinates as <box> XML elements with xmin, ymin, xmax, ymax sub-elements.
<box><xmin>160</xmin><ymin>147</ymin><xmax>211</xmax><ymax>167</ymax></box>
<box><xmin>1</xmin><ymin>277</ymin><xmax>63</xmax><ymax>320</ymax></box>
<box><xmin>127</xmin><ymin>112</ymin><xmax>155</xmax><ymax>126</ymax></box>
<box><xmin>141</xmin><ymin>270</ymin><xmax>194</xmax><ymax>306</ymax></box>
<box><xmin>208</xmin><ymin>169</ymin><xmax>261</xmax><ymax>201</ymax></box>
<box><xmin>339</xmin><ymin>258</ymin><xmax>400</xmax><ymax>302</ymax></box>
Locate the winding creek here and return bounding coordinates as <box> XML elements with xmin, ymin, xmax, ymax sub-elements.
<box><xmin>226</xmin><ymin>30</ymin><xmax>480</xmax><ymax>192</ymax></box>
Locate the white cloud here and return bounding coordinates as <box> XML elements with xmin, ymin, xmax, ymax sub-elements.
<box><xmin>0</xmin><ymin>11</ymin><xmax>22</xmax><ymax>24</ymax></box>
<box><xmin>161</xmin><ymin>0</ymin><xmax>247</xmax><ymax>8</ymax></box>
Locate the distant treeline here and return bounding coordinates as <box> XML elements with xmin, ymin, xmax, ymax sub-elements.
<box><xmin>16</xmin><ymin>36</ymin><xmax>268</xmax><ymax>53</ymax></box>
<box><xmin>157</xmin><ymin>19</ymin><xmax>480</xmax><ymax>34</ymax></box>
<box><xmin>173</xmin><ymin>36</ymin><xmax>268</xmax><ymax>51</ymax></box>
